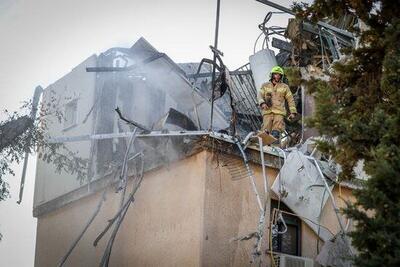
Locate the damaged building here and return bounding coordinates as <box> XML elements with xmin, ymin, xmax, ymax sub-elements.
<box><xmin>32</xmin><ymin>2</ymin><xmax>365</xmax><ymax>266</ymax></box>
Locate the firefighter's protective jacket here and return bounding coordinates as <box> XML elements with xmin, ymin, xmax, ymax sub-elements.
<box><xmin>257</xmin><ymin>81</ymin><xmax>297</xmax><ymax>116</ymax></box>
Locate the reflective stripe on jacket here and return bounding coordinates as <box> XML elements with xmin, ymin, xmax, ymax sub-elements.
<box><xmin>257</xmin><ymin>81</ymin><xmax>297</xmax><ymax>116</ymax></box>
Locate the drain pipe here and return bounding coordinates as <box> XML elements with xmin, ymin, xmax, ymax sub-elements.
<box><xmin>17</xmin><ymin>85</ymin><xmax>43</xmax><ymax>204</ymax></box>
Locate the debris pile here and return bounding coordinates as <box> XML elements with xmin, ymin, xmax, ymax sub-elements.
<box><xmin>31</xmin><ymin>1</ymin><xmax>364</xmax><ymax>266</ymax></box>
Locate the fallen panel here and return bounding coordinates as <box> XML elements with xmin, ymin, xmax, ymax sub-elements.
<box><xmin>271</xmin><ymin>150</ymin><xmax>333</xmax><ymax>241</ymax></box>
<box><xmin>152</xmin><ymin>108</ymin><xmax>198</xmax><ymax>131</ymax></box>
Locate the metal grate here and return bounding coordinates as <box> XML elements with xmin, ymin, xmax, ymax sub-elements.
<box><xmin>279</xmin><ymin>254</ymin><xmax>314</xmax><ymax>267</ymax></box>
<box><xmin>219</xmin><ymin>154</ymin><xmax>253</xmax><ymax>181</ymax></box>
<box><xmin>228</xmin><ymin>63</ymin><xmax>262</xmax><ymax>131</ymax></box>
<box><xmin>181</xmin><ymin>62</ymin><xmax>263</xmax><ymax>133</ymax></box>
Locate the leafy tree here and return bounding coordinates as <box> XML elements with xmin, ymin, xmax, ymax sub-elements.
<box><xmin>0</xmin><ymin>101</ymin><xmax>88</xmax><ymax>199</ymax></box>
<box><xmin>0</xmin><ymin>99</ymin><xmax>88</xmax><ymax>243</ymax></box>
<box><xmin>293</xmin><ymin>1</ymin><xmax>400</xmax><ymax>266</ymax></box>
<box><xmin>0</xmin><ymin>100</ymin><xmax>88</xmax><ymax>240</ymax></box>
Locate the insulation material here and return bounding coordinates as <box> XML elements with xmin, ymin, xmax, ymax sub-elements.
<box><xmin>271</xmin><ymin>150</ymin><xmax>333</xmax><ymax>241</ymax></box>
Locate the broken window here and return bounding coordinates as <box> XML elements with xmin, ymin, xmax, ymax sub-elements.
<box><xmin>271</xmin><ymin>200</ymin><xmax>301</xmax><ymax>256</ymax></box>
<box><xmin>64</xmin><ymin>99</ymin><xmax>77</xmax><ymax>130</ymax></box>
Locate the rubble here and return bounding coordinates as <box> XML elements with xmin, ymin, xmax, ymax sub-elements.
<box><xmin>271</xmin><ymin>149</ymin><xmax>334</xmax><ymax>242</ymax></box>
<box><xmin>32</xmin><ymin>2</ymin><xmax>365</xmax><ymax>266</ymax></box>
<box><xmin>316</xmin><ymin>233</ymin><xmax>354</xmax><ymax>267</ymax></box>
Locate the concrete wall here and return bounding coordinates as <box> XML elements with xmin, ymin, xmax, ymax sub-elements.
<box><xmin>34</xmin><ymin>38</ymin><xmax>229</xmax><ymax>214</ymax></box>
<box><xmin>35</xmin><ymin>151</ymin><xmax>207</xmax><ymax>267</ymax></box>
<box><xmin>34</xmin><ymin>55</ymin><xmax>97</xmax><ymax>207</ymax></box>
<box><xmin>203</xmin><ymin>153</ymin><xmax>355</xmax><ymax>266</ymax></box>
<box><xmin>201</xmin><ymin>153</ymin><xmax>278</xmax><ymax>266</ymax></box>
<box><xmin>35</xmin><ymin>150</ymin><xmax>354</xmax><ymax>267</ymax></box>
<box><xmin>301</xmin><ymin>186</ymin><xmax>355</xmax><ymax>260</ymax></box>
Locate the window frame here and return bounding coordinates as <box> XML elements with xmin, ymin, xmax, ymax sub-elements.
<box><xmin>63</xmin><ymin>99</ymin><xmax>78</xmax><ymax>131</ymax></box>
<box><xmin>270</xmin><ymin>200</ymin><xmax>302</xmax><ymax>256</ymax></box>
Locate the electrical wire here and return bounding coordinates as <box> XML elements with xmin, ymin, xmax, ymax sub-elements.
<box><xmin>57</xmin><ymin>189</ymin><xmax>107</xmax><ymax>267</ymax></box>
<box><xmin>270</xmin><ymin>208</ymin><xmax>278</xmax><ymax>267</ymax></box>
<box><xmin>269</xmin><ymin>147</ymin><xmax>285</xmax><ymax>266</ymax></box>
<box><xmin>253</xmin><ymin>32</ymin><xmax>264</xmax><ymax>54</ymax></box>
<box><xmin>57</xmin><ymin>165</ymin><xmax>121</xmax><ymax>266</ymax></box>
<box><xmin>253</xmin><ymin>11</ymin><xmax>288</xmax><ymax>54</ymax></box>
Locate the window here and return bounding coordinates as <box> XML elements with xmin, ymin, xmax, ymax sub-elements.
<box><xmin>271</xmin><ymin>200</ymin><xmax>301</xmax><ymax>256</ymax></box>
<box><xmin>64</xmin><ymin>99</ymin><xmax>77</xmax><ymax>130</ymax></box>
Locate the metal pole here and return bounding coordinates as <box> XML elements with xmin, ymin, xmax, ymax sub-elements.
<box><xmin>209</xmin><ymin>0</ymin><xmax>221</xmax><ymax>130</ymax></box>
<box><xmin>309</xmin><ymin>156</ymin><xmax>355</xmax><ymax>256</ymax></box>
<box><xmin>17</xmin><ymin>85</ymin><xmax>43</xmax><ymax>204</ymax></box>
<box><xmin>47</xmin><ymin>130</ymin><xmax>211</xmax><ymax>144</ymax></box>
<box><xmin>255</xmin><ymin>137</ymin><xmax>268</xmax><ymax>196</ymax></box>
<box><xmin>310</xmin><ymin>157</ymin><xmax>346</xmax><ymax>233</ymax></box>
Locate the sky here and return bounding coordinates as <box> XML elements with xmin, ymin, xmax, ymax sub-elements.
<box><xmin>0</xmin><ymin>0</ymin><xmax>295</xmax><ymax>265</ymax></box>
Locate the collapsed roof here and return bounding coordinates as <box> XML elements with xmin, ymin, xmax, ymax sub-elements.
<box><xmin>33</xmin><ymin>2</ymin><xmax>362</xmax><ymax>264</ymax></box>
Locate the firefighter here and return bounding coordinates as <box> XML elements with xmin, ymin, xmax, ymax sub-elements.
<box><xmin>257</xmin><ymin>66</ymin><xmax>297</xmax><ymax>143</ymax></box>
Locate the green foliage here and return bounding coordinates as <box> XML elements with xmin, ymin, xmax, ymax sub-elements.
<box><xmin>0</xmin><ymin>102</ymin><xmax>88</xmax><ymax>202</ymax></box>
<box><xmin>294</xmin><ymin>1</ymin><xmax>400</xmax><ymax>266</ymax></box>
<box><xmin>284</xmin><ymin>67</ymin><xmax>302</xmax><ymax>88</ymax></box>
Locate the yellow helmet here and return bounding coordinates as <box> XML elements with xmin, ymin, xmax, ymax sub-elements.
<box><xmin>270</xmin><ymin>66</ymin><xmax>284</xmax><ymax>75</ymax></box>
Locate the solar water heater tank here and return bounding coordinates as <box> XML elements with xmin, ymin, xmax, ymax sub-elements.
<box><xmin>249</xmin><ymin>49</ymin><xmax>277</xmax><ymax>91</ymax></box>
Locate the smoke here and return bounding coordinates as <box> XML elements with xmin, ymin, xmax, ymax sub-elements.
<box><xmin>36</xmin><ymin>38</ymin><xmax>224</xmax><ymax>194</ymax></box>
<box><xmin>90</xmin><ymin>39</ymin><xmax>217</xmax><ymax>180</ymax></box>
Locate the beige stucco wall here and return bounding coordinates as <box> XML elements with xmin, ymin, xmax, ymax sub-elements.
<box><xmin>201</xmin><ymin>153</ymin><xmax>354</xmax><ymax>266</ymax></box>
<box><xmin>35</xmin><ymin>151</ymin><xmax>207</xmax><ymax>267</ymax></box>
<box><xmin>301</xmin><ymin>186</ymin><xmax>355</xmax><ymax>260</ymax></box>
<box><xmin>35</xmin><ymin>150</ymin><xmax>354</xmax><ymax>266</ymax></box>
<box><xmin>201</xmin><ymin>153</ymin><xmax>278</xmax><ymax>266</ymax></box>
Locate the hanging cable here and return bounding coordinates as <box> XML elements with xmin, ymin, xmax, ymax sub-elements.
<box><xmin>253</xmin><ymin>32</ymin><xmax>264</xmax><ymax>54</ymax></box>
<box><xmin>58</xmin><ymin>189</ymin><xmax>107</xmax><ymax>267</ymax></box>
<box><xmin>275</xmin><ymin>212</ymin><xmax>288</xmax><ymax>234</ymax></box>
<box><xmin>236</xmin><ymin>141</ymin><xmax>263</xmax><ymax>211</ymax></box>
<box><xmin>57</xmin><ymin>164</ymin><xmax>122</xmax><ymax>266</ymax></box>
<box><xmin>253</xmin><ymin>11</ymin><xmax>287</xmax><ymax>53</ymax></box>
